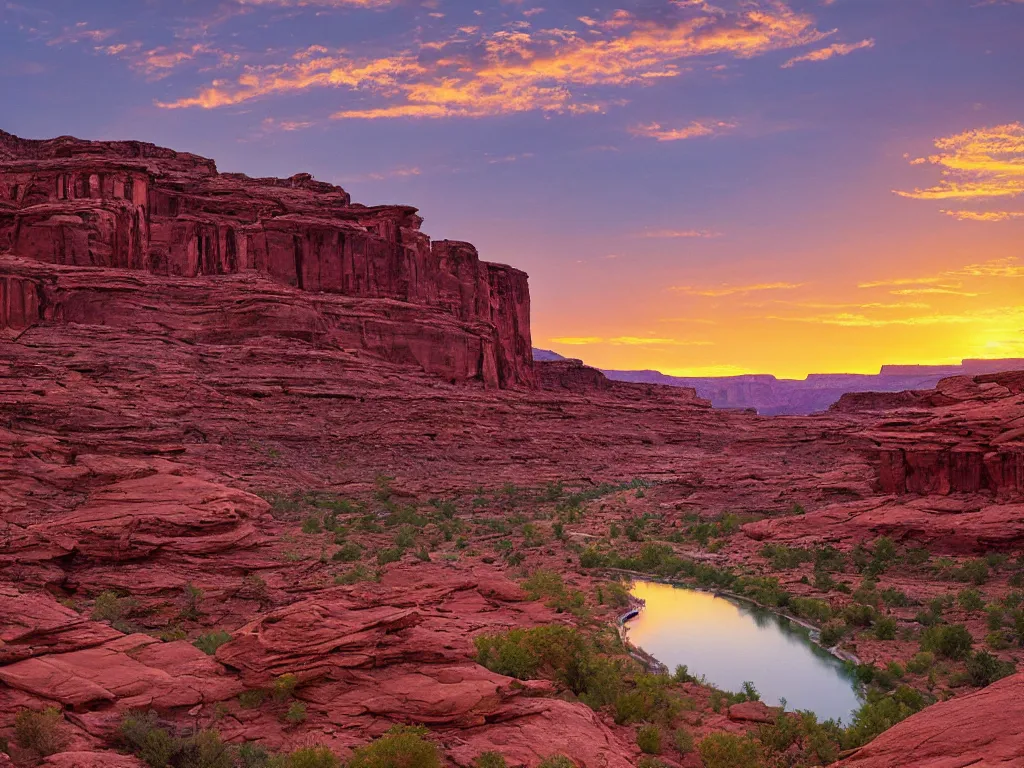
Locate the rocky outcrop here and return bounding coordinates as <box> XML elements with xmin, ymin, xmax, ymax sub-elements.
<box><xmin>851</xmin><ymin>373</ymin><xmax>1024</xmax><ymax>498</ymax></box>
<box><xmin>836</xmin><ymin>672</ymin><xmax>1024</xmax><ymax>767</ymax></box>
<box><xmin>536</xmin><ymin>359</ymin><xmax>613</xmax><ymax>392</ymax></box>
<box><xmin>0</xmin><ymin>131</ymin><xmax>532</xmax><ymax>388</ymax></box>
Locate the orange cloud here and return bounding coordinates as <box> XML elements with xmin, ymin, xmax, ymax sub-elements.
<box><xmin>672</xmin><ymin>281</ymin><xmax>804</xmax><ymax>297</ymax></box>
<box><xmin>629</xmin><ymin>120</ymin><xmax>735</xmax><ymax>141</ymax></box>
<box><xmin>158</xmin><ymin>3</ymin><xmax>829</xmax><ymax>118</ymax></box>
<box><xmin>941</xmin><ymin>209</ymin><xmax>1024</xmax><ymax>222</ymax></box>
<box><xmin>781</xmin><ymin>38</ymin><xmax>874</xmax><ymax>68</ymax></box>
<box><xmin>895</xmin><ymin>123</ymin><xmax>1024</xmax><ymax>215</ymax></box>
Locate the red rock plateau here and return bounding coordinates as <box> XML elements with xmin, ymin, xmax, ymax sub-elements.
<box><xmin>2</xmin><ymin>132</ymin><xmax>1024</xmax><ymax>767</ymax></box>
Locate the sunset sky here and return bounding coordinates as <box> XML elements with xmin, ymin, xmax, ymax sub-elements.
<box><xmin>2</xmin><ymin>0</ymin><xmax>1022</xmax><ymax>378</ymax></box>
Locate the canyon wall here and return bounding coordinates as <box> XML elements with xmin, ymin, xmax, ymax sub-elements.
<box><xmin>0</xmin><ymin>130</ymin><xmax>533</xmax><ymax>388</ymax></box>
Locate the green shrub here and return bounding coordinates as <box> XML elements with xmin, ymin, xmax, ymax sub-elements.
<box><xmin>906</xmin><ymin>652</ymin><xmax>935</xmax><ymax>674</ymax></box>
<box><xmin>474</xmin><ymin>752</ymin><xmax>508</xmax><ymax>768</ymax></box>
<box><xmin>522</xmin><ymin>570</ymin><xmax>566</xmax><ymax>600</ymax></box>
<box><xmin>673</xmin><ymin>727</ymin><xmax>694</xmax><ymax>754</ymax></box>
<box><xmin>332</xmin><ymin>542</ymin><xmax>363</xmax><ymax>562</ymax></box>
<box><xmin>790</xmin><ymin>597</ymin><xmax>832</xmax><ymax>624</ymax></box>
<box><xmin>347</xmin><ymin>726</ymin><xmax>441</xmax><ymax>768</ymax></box>
<box><xmin>284</xmin><ymin>702</ymin><xmax>307</xmax><ymax>724</ymax></box>
<box><xmin>238</xmin><ymin>690</ymin><xmax>266</xmax><ymax>709</ymax></box>
<box><xmin>335</xmin><ymin>565</ymin><xmax>376</xmax><ymax>585</ymax></box>
<box><xmin>194</xmin><ymin>631</ymin><xmax>232</xmax><ymax>655</ymax></box>
<box><xmin>843</xmin><ymin>687</ymin><xmax>928</xmax><ymax>749</ymax></box>
<box><xmin>536</xmin><ymin>757</ymin><xmax>575</xmax><ymax>768</ymax></box>
<box><xmin>873</xmin><ymin>616</ymin><xmax>897</xmax><ymax>641</ymax></box>
<box><xmin>281</xmin><ymin>746</ymin><xmax>341</xmax><ymax>768</ymax></box>
<box><xmin>637</xmin><ymin>724</ymin><xmax>662</xmax><ymax>755</ymax></box>
<box><xmin>986</xmin><ymin>605</ymin><xmax>1005</xmax><ymax>631</ymax></box>
<box><xmin>880</xmin><ymin>587</ymin><xmax>912</xmax><ymax>607</ymax></box>
<box><xmin>377</xmin><ymin>547</ymin><xmax>404</xmax><ymax>565</ymax></box>
<box><xmin>819</xmin><ymin>622</ymin><xmax>846</xmax><ymax>647</ymax></box>
<box><xmin>92</xmin><ymin>590</ymin><xmax>136</xmax><ymax>624</ymax></box>
<box><xmin>966</xmin><ymin>651</ymin><xmax>1016</xmax><ymax>687</ymax></box>
<box><xmin>14</xmin><ymin>707</ymin><xmax>69</xmax><ymax>757</ymax></box>
<box><xmin>697</xmin><ymin>732</ymin><xmax>762</xmax><ymax>768</ymax></box>
<box><xmin>956</xmin><ymin>559</ymin><xmax>990</xmax><ymax>585</ymax></box>
<box><xmin>920</xmin><ymin>624</ymin><xmax>974</xmax><ymax>659</ymax></box>
<box><xmin>272</xmin><ymin>673</ymin><xmax>299</xmax><ymax>701</ymax></box>
<box><xmin>958</xmin><ymin>589</ymin><xmax>985</xmax><ymax>613</ymax></box>
<box><xmin>301</xmin><ymin>515</ymin><xmax>322</xmax><ymax>534</ymax></box>
<box><xmin>842</xmin><ymin>603</ymin><xmax>877</xmax><ymax>628</ymax></box>
<box><xmin>986</xmin><ymin>631</ymin><xmax>1011</xmax><ymax>650</ymax></box>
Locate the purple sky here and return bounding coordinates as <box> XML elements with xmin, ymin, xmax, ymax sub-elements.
<box><xmin>2</xmin><ymin>0</ymin><xmax>1023</xmax><ymax>377</ymax></box>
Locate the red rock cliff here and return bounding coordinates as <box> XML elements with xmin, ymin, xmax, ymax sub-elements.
<box><xmin>0</xmin><ymin>130</ymin><xmax>533</xmax><ymax>388</ymax></box>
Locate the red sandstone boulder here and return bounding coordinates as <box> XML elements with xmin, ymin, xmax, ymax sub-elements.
<box><xmin>727</xmin><ymin>700</ymin><xmax>780</xmax><ymax>724</ymax></box>
<box><xmin>0</xmin><ymin>632</ymin><xmax>242</xmax><ymax>710</ymax></box>
<box><xmin>28</xmin><ymin>474</ymin><xmax>268</xmax><ymax>562</ymax></box>
<box><xmin>836</xmin><ymin>672</ymin><xmax>1024</xmax><ymax>767</ymax></box>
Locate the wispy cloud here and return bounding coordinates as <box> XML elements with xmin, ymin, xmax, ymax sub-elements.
<box><xmin>549</xmin><ymin>336</ymin><xmax>603</xmax><ymax>345</ymax></box>
<box><xmin>770</xmin><ymin>306</ymin><xmax>1024</xmax><ymax>328</ymax></box>
<box><xmin>781</xmin><ymin>38</ymin><xmax>874</xmax><ymax>68</ymax></box>
<box><xmin>636</xmin><ymin>228</ymin><xmax>721</xmax><ymax>238</ymax></box>
<box><xmin>629</xmin><ymin>120</ymin><xmax>736</xmax><ymax>141</ymax></box>
<box><xmin>157</xmin><ymin>3</ymin><xmax>829</xmax><ymax>118</ymax></box>
<box><xmin>547</xmin><ymin>336</ymin><xmax>711</xmax><ymax>346</ymax></box>
<box><xmin>672</xmin><ymin>281</ymin><xmax>804</xmax><ymax>297</ymax></box>
<box><xmin>859</xmin><ymin>257</ymin><xmax>1024</xmax><ymax>290</ymax></box>
<box><xmin>609</xmin><ymin>336</ymin><xmax>712</xmax><ymax>346</ymax></box>
<box><xmin>941</xmin><ymin>209</ymin><xmax>1024</xmax><ymax>222</ymax></box>
<box><xmin>895</xmin><ymin>123</ymin><xmax>1024</xmax><ymax>217</ymax></box>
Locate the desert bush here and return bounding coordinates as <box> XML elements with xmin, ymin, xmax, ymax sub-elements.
<box><xmin>347</xmin><ymin>726</ymin><xmax>440</xmax><ymax>768</ymax></box>
<box><xmin>957</xmin><ymin>589</ymin><xmax>985</xmax><ymax>613</ymax></box>
<box><xmin>673</xmin><ymin>727</ymin><xmax>694</xmax><ymax>754</ymax></box>
<box><xmin>955</xmin><ymin>559</ymin><xmax>990</xmax><ymax>585</ymax></box>
<box><xmin>880</xmin><ymin>587</ymin><xmax>912</xmax><ymax>607</ymax></box>
<box><xmin>842</xmin><ymin>687</ymin><xmax>928</xmax><ymax>749</ymax></box>
<box><xmin>873</xmin><ymin>616</ymin><xmax>897</xmax><ymax>641</ymax></box>
<box><xmin>332</xmin><ymin>542</ymin><xmax>363</xmax><ymax>562</ymax></box>
<box><xmin>474</xmin><ymin>752</ymin><xmax>508</xmax><ymax>768</ymax></box>
<box><xmin>272</xmin><ymin>673</ymin><xmax>299</xmax><ymax>702</ymax></box>
<box><xmin>194</xmin><ymin>631</ymin><xmax>232</xmax><ymax>656</ymax></box>
<box><xmin>279</xmin><ymin>746</ymin><xmax>341</xmax><ymax>768</ymax></box>
<box><xmin>14</xmin><ymin>707</ymin><xmax>69</xmax><ymax>757</ymax></box>
<box><xmin>819</xmin><ymin>622</ymin><xmax>846</xmax><ymax>647</ymax></box>
<box><xmin>920</xmin><ymin>624</ymin><xmax>973</xmax><ymax>659</ymax></box>
<box><xmin>906</xmin><ymin>652</ymin><xmax>935</xmax><ymax>674</ymax></box>
<box><xmin>284</xmin><ymin>702</ymin><xmax>307</xmax><ymax>724</ymax></box>
<box><xmin>697</xmin><ymin>732</ymin><xmax>761</xmax><ymax>768</ymax></box>
<box><xmin>92</xmin><ymin>590</ymin><xmax>135</xmax><ymax>623</ymax></box>
<box><xmin>636</xmin><ymin>724</ymin><xmax>662</xmax><ymax>755</ymax></box>
<box><xmin>966</xmin><ymin>651</ymin><xmax>1016</xmax><ymax>687</ymax></box>
<box><xmin>535</xmin><ymin>757</ymin><xmax>575</xmax><ymax>768</ymax></box>
<box><xmin>522</xmin><ymin>570</ymin><xmax>565</xmax><ymax>601</ymax></box>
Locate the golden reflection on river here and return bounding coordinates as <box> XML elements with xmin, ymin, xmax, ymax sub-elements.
<box><xmin>628</xmin><ymin>581</ymin><xmax>861</xmax><ymax>723</ymax></box>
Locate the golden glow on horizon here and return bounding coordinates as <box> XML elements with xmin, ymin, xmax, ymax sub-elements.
<box><xmin>539</xmin><ymin>255</ymin><xmax>1024</xmax><ymax>379</ymax></box>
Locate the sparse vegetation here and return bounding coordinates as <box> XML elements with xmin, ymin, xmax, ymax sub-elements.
<box><xmin>14</xmin><ymin>707</ymin><xmax>70</xmax><ymax>757</ymax></box>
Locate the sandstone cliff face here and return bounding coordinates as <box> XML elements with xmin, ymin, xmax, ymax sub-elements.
<box><xmin>853</xmin><ymin>373</ymin><xmax>1024</xmax><ymax>498</ymax></box>
<box><xmin>0</xmin><ymin>130</ymin><xmax>533</xmax><ymax>388</ymax></box>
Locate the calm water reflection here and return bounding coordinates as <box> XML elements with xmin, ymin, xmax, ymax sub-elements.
<box><xmin>627</xmin><ymin>581</ymin><xmax>861</xmax><ymax>723</ymax></box>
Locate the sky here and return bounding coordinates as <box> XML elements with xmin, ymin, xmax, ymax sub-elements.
<box><xmin>1</xmin><ymin>0</ymin><xmax>1022</xmax><ymax>379</ymax></box>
